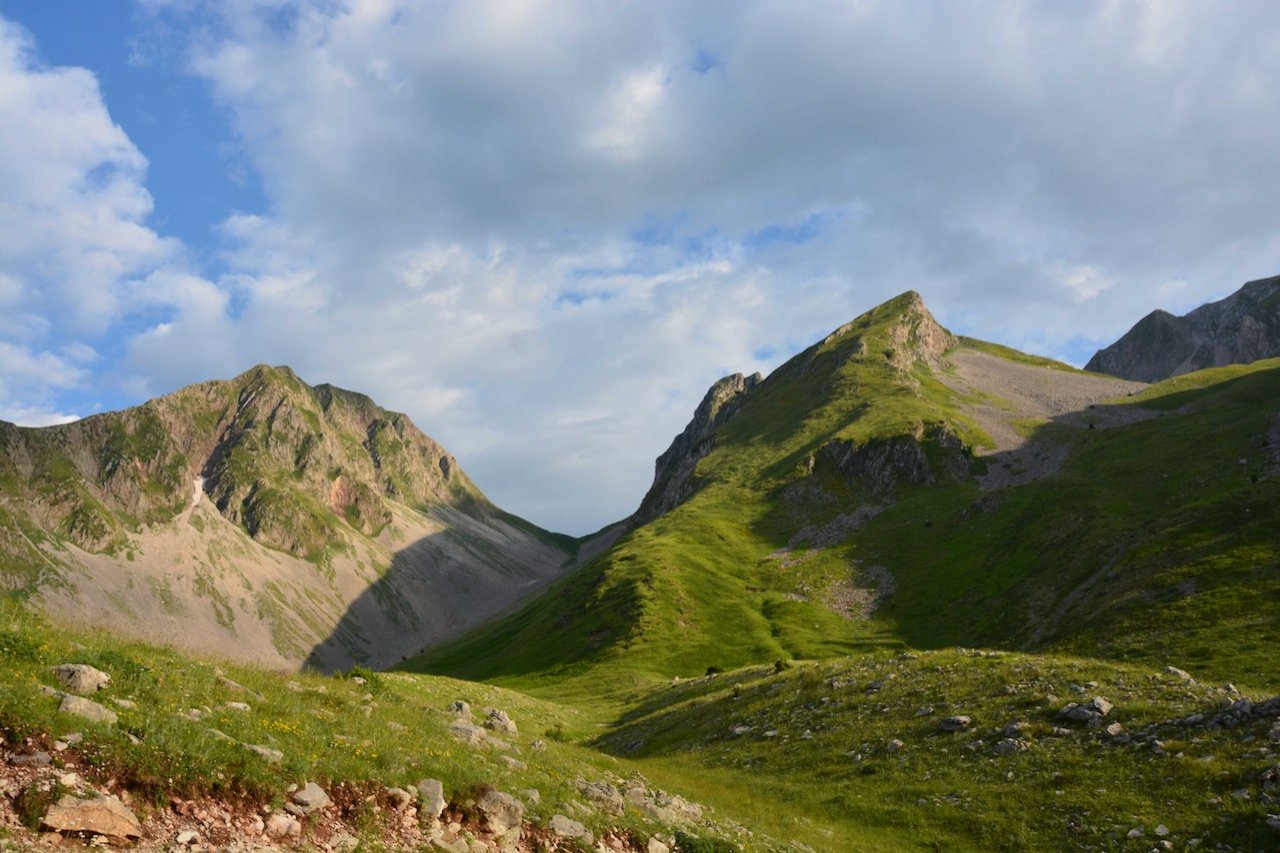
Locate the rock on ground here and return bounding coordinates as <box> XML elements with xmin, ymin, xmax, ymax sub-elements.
<box><xmin>417</xmin><ymin>778</ymin><xmax>446</xmax><ymax>821</ymax></box>
<box><xmin>549</xmin><ymin>814</ymin><xmax>593</xmax><ymax>843</ymax></box>
<box><xmin>484</xmin><ymin>707</ymin><xmax>518</xmax><ymax>735</ymax></box>
<box><xmin>449</xmin><ymin>719</ymin><xmax>486</xmax><ymax>745</ymax></box>
<box><xmin>51</xmin><ymin>664</ymin><xmax>111</xmax><ymax>694</ymax></box>
<box><xmin>288</xmin><ymin>781</ymin><xmax>330</xmax><ymax>815</ymax></box>
<box><xmin>58</xmin><ymin>694</ymin><xmax>117</xmax><ymax>726</ymax></box>
<box><xmin>41</xmin><ymin>793</ymin><xmax>141</xmax><ymax>841</ymax></box>
<box><xmin>476</xmin><ymin>788</ymin><xmax>523</xmax><ymax>849</ymax></box>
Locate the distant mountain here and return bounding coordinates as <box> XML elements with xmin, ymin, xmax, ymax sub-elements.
<box><xmin>1086</xmin><ymin>274</ymin><xmax>1280</xmax><ymax>381</ymax></box>
<box><xmin>0</xmin><ymin>365</ymin><xmax>577</xmax><ymax>671</ymax></box>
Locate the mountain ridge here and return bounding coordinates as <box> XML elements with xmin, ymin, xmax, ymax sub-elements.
<box><xmin>1086</xmin><ymin>273</ymin><xmax>1280</xmax><ymax>380</ymax></box>
<box><xmin>0</xmin><ymin>364</ymin><xmax>576</xmax><ymax>671</ymax></box>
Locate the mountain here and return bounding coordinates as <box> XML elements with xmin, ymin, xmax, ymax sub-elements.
<box><xmin>1086</xmin><ymin>274</ymin><xmax>1280</xmax><ymax>380</ymax></box>
<box><xmin>0</xmin><ymin>365</ymin><xmax>577</xmax><ymax>671</ymax></box>
<box><xmin>413</xmin><ymin>291</ymin><xmax>1279</xmax><ymax>696</ymax></box>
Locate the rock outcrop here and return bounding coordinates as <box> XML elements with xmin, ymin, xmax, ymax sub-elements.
<box><xmin>1086</xmin><ymin>274</ymin><xmax>1280</xmax><ymax>381</ymax></box>
<box><xmin>635</xmin><ymin>371</ymin><xmax>762</xmax><ymax>521</ymax></box>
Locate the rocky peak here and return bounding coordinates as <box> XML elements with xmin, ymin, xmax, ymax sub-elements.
<box><xmin>0</xmin><ymin>365</ymin><xmax>485</xmax><ymax>560</ymax></box>
<box><xmin>635</xmin><ymin>371</ymin><xmax>763</xmax><ymax>522</ymax></box>
<box><xmin>1086</xmin><ymin>274</ymin><xmax>1280</xmax><ymax>381</ymax></box>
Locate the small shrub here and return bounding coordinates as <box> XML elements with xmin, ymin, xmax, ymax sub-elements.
<box><xmin>705</xmin><ymin>665</ymin><xmax>722</xmax><ymax>677</ymax></box>
<box><xmin>339</xmin><ymin>665</ymin><xmax>382</xmax><ymax>692</ymax></box>
<box><xmin>544</xmin><ymin>723</ymin><xmax>568</xmax><ymax>742</ymax></box>
<box><xmin>15</xmin><ymin>780</ymin><xmax>67</xmax><ymax>831</ymax></box>
<box><xmin>773</xmin><ymin>659</ymin><xmax>790</xmax><ymax>674</ymax></box>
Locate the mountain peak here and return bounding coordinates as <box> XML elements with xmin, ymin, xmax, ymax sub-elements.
<box><xmin>1086</xmin><ymin>273</ymin><xmax>1280</xmax><ymax>381</ymax></box>
<box><xmin>821</xmin><ymin>289</ymin><xmax>953</xmax><ymax>370</ymax></box>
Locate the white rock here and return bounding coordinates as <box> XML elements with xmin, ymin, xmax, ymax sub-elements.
<box><xmin>51</xmin><ymin>664</ymin><xmax>111</xmax><ymax>694</ymax></box>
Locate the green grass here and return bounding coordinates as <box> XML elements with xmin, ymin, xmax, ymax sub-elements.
<box><xmin>0</xmin><ymin>604</ymin><xmax>767</xmax><ymax>850</ymax></box>
<box><xmin>595</xmin><ymin>649</ymin><xmax>1280</xmax><ymax>851</ymax></box>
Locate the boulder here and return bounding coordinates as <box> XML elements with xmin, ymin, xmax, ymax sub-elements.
<box><xmin>475</xmin><ymin>788</ymin><xmax>523</xmax><ymax>849</ymax></box>
<box><xmin>417</xmin><ymin>778</ymin><xmax>447</xmax><ymax>821</ymax></box>
<box><xmin>549</xmin><ymin>814</ymin><xmax>593</xmax><ymax>843</ymax></box>
<box><xmin>1164</xmin><ymin>666</ymin><xmax>1195</xmax><ymax>683</ymax></box>
<box><xmin>448</xmin><ymin>700</ymin><xmax>471</xmax><ymax>716</ymax></box>
<box><xmin>484</xmin><ymin>707</ymin><xmax>518</xmax><ymax>736</ymax></box>
<box><xmin>58</xmin><ymin>694</ymin><xmax>117</xmax><ymax>726</ymax></box>
<box><xmin>939</xmin><ymin>716</ymin><xmax>972</xmax><ymax>733</ymax></box>
<box><xmin>449</xmin><ymin>719</ymin><xmax>486</xmax><ymax>745</ymax></box>
<box><xmin>1060</xmin><ymin>697</ymin><xmax>1113</xmax><ymax>725</ymax></box>
<box><xmin>576</xmin><ymin>780</ymin><xmax>624</xmax><ymax>815</ymax></box>
<box><xmin>41</xmin><ymin>794</ymin><xmax>141</xmax><ymax>841</ymax></box>
<box><xmin>51</xmin><ymin>664</ymin><xmax>111</xmax><ymax>694</ymax></box>
<box><xmin>993</xmin><ymin>738</ymin><xmax>1028</xmax><ymax>756</ymax></box>
<box><xmin>386</xmin><ymin>786</ymin><xmax>414</xmax><ymax>812</ymax></box>
<box><xmin>244</xmin><ymin>744</ymin><xmax>284</xmax><ymax>763</ymax></box>
<box><xmin>289</xmin><ymin>781</ymin><xmax>330</xmax><ymax>815</ymax></box>
<box><xmin>265</xmin><ymin>812</ymin><xmax>301</xmax><ymax>839</ymax></box>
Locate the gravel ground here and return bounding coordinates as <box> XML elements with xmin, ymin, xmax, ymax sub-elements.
<box><xmin>940</xmin><ymin>349</ymin><xmax>1153</xmax><ymax>490</ymax></box>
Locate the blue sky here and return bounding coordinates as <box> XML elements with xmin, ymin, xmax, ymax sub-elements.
<box><xmin>1</xmin><ymin>1</ymin><xmax>1278</xmax><ymax>534</ymax></box>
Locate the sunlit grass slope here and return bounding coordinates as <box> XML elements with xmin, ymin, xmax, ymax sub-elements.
<box><xmin>410</xmin><ymin>298</ymin><xmax>1280</xmax><ymax>703</ymax></box>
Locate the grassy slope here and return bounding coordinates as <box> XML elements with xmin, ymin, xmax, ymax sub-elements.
<box><xmin>401</xmin><ymin>297</ymin><xmax>1280</xmax><ymax>847</ymax></box>
<box><xmin>594</xmin><ymin>650</ymin><xmax>1280</xmax><ymax>852</ymax></box>
<box><xmin>0</xmin><ymin>604</ymin><xmax>796</xmax><ymax>851</ymax></box>
<box><xmin>411</xmin><ymin>296</ymin><xmax>1280</xmax><ymax>701</ymax></box>
<box><xmin>408</xmin><ymin>294</ymin><xmax>983</xmax><ymax>701</ymax></box>
<box><xmin>856</xmin><ymin>358</ymin><xmax>1280</xmax><ymax>686</ymax></box>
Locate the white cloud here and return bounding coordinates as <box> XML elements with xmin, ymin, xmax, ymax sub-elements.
<box><xmin>0</xmin><ymin>15</ymin><xmax>224</xmax><ymax>424</ymax></box>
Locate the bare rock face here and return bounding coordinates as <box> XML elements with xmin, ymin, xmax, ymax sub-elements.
<box><xmin>636</xmin><ymin>371</ymin><xmax>762</xmax><ymax>521</ymax></box>
<box><xmin>41</xmin><ymin>794</ymin><xmax>142</xmax><ymax>841</ymax></box>
<box><xmin>812</xmin><ymin>423</ymin><xmax>969</xmax><ymax>497</ymax></box>
<box><xmin>1086</xmin><ymin>274</ymin><xmax>1280</xmax><ymax>381</ymax></box>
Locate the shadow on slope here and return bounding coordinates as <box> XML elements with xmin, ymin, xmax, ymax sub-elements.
<box><xmin>302</xmin><ymin>506</ymin><xmax>581</xmax><ymax>673</ymax></box>
<box><xmin>833</xmin><ymin>360</ymin><xmax>1280</xmax><ymax>686</ymax></box>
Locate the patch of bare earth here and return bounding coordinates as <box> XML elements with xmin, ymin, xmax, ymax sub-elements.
<box><xmin>823</xmin><ymin>565</ymin><xmax>897</xmax><ymax>620</ymax></box>
<box><xmin>939</xmin><ymin>349</ymin><xmax>1153</xmax><ymax>490</ymax></box>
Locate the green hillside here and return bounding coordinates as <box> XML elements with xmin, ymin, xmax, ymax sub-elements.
<box><xmin>409</xmin><ymin>294</ymin><xmax>1280</xmax><ymax>702</ymax></box>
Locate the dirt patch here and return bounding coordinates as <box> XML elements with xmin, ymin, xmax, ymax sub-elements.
<box><xmin>823</xmin><ymin>565</ymin><xmax>897</xmax><ymax>620</ymax></box>
<box><xmin>767</xmin><ymin>506</ymin><xmax>884</xmax><ymax>569</ymax></box>
<box><xmin>940</xmin><ymin>349</ymin><xmax>1154</xmax><ymax>490</ymax></box>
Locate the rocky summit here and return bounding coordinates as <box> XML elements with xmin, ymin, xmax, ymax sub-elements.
<box><xmin>1086</xmin><ymin>274</ymin><xmax>1280</xmax><ymax>381</ymax></box>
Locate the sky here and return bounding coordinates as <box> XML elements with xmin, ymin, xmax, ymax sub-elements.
<box><xmin>1</xmin><ymin>1</ymin><xmax>1278</xmax><ymax>535</ymax></box>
